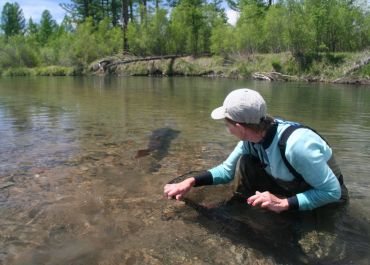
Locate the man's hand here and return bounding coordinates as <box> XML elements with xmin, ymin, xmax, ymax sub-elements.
<box><xmin>164</xmin><ymin>177</ymin><xmax>195</xmax><ymax>200</ymax></box>
<box><xmin>247</xmin><ymin>191</ymin><xmax>289</xmax><ymax>213</ymax></box>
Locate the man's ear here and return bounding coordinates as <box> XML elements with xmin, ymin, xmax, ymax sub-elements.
<box><xmin>235</xmin><ymin>123</ymin><xmax>245</xmax><ymax>129</ymax></box>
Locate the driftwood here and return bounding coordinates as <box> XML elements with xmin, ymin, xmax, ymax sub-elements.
<box><xmin>252</xmin><ymin>71</ymin><xmax>298</xmax><ymax>82</ymax></box>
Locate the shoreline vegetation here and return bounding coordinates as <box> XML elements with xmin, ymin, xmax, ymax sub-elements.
<box><xmin>1</xmin><ymin>0</ymin><xmax>369</xmax><ymax>85</ymax></box>
<box><xmin>2</xmin><ymin>51</ymin><xmax>370</xmax><ymax>85</ymax></box>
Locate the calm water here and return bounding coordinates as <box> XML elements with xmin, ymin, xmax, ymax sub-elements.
<box><xmin>0</xmin><ymin>77</ymin><xmax>369</xmax><ymax>265</ymax></box>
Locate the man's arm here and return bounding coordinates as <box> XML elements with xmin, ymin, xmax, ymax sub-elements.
<box><xmin>164</xmin><ymin>141</ymin><xmax>247</xmax><ymax>200</ymax></box>
<box><xmin>209</xmin><ymin>141</ymin><xmax>246</xmax><ymax>184</ymax></box>
<box><xmin>286</xmin><ymin>129</ymin><xmax>341</xmax><ymax>211</ymax></box>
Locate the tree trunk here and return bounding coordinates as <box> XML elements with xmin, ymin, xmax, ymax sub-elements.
<box><xmin>129</xmin><ymin>0</ymin><xmax>134</xmax><ymax>22</ymax></box>
<box><xmin>155</xmin><ymin>0</ymin><xmax>160</xmax><ymax>10</ymax></box>
<box><xmin>111</xmin><ymin>0</ymin><xmax>119</xmax><ymax>26</ymax></box>
<box><xmin>83</xmin><ymin>0</ymin><xmax>91</xmax><ymax>20</ymax></box>
<box><xmin>121</xmin><ymin>0</ymin><xmax>129</xmax><ymax>52</ymax></box>
<box><xmin>140</xmin><ymin>0</ymin><xmax>147</xmax><ymax>24</ymax></box>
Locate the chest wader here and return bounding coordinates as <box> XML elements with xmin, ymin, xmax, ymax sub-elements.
<box><xmin>234</xmin><ymin>125</ymin><xmax>349</xmax><ymax>205</ymax></box>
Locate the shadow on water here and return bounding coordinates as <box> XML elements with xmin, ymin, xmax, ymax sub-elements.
<box><xmin>135</xmin><ymin>127</ymin><xmax>180</xmax><ymax>172</ymax></box>
<box><xmin>168</xmin><ymin>172</ymin><xmax>370</xmax><ymax>265</ymax></box>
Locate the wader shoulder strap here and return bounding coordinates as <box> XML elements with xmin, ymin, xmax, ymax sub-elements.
<box><xmin>279</xmin><ymin>124</ymin><xmax>331</xmax><ymax>181</ymax></box>
<box><xmin>278</xmin><ymin>125</ymin><xmax>306</xmax><ymax>182</ymax></box>
<box><xmin>278</xmin><ymin>124</ymin><xmax>345</xmax><ymax>188</ymax></box>
<box><xmin>278</xmin><ymin>124</ymin><xmax>329</xmax><ymax>181</ymax></box>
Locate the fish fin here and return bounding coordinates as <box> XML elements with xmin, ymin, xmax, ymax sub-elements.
<box><xmin>135</xmin><ymin>149</ymin><xmax>151</xmax><ymax>158</ymax></box>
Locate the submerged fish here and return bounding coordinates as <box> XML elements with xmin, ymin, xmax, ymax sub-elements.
<box><xmin>136</xmin><ymin>127</ymin><xmax>180</xmax><ymax>172</ymax></box>
<box><xmin>135</xmin><ymin>127</ymin><xmax>180</xmax><ymax>160</ymax></box>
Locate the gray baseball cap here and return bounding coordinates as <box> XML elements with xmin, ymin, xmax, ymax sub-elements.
<box><xmin>211</xmin><ymin>88</ymin><xmax>266</xmax><ymax>124</ymax></box>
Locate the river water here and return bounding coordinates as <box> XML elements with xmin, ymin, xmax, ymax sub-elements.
<box><xmin>0</xmin><ymin>77</ymin><xmax>369</xmax><ymax>265</ymax></box>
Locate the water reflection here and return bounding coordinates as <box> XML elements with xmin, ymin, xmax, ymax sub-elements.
<box><xmin>0</xmin><ymin>77</ymin><xmax>369</xmax><ymax>265</ymax></box>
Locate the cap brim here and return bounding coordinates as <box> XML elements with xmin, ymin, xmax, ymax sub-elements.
<box><xmin>211</xmin><ymin>106</ymin><xmax>225</xmax><ymax>120</ymax></box>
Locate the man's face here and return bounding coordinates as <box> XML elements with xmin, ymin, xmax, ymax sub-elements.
<box><xmin>225</xmin><ymin>119</ymin><xmax>260</xmax><ymax>143</ymax></box>
<box><xmin>225</xmin><ymin>119</ymin><xmax>244</xmax><ymax>139</ymax></box>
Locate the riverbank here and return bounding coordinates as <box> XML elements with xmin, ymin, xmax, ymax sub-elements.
<box><xmin>2</xmin><ymin>51</ymin><xmax>370</xmax><ymax>85</ymax></box>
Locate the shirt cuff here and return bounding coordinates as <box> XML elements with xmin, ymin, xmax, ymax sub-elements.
<box><xmin>287</xmin><ymin>195</ymin><xmax>299</xmax><ymax>210</ymax></box>
<box><xmin>193</xmin><ymin>171</ymin><xmax>213</xmax><ymax>187</ymax></box>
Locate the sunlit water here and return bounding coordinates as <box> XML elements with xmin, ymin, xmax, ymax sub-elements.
<box><xmin>0</xmin><ymin>77</ymin><xmax>369</xmax><ymax>265</ymax></box>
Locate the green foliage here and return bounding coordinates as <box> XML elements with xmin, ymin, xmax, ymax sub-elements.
<box><xmin>236</xmin><ymin>61</ymin><xmax>252</xmax><ymax>77</ymax></box>
<box><xmin>235</xmin><ymin>3</ymin><xmax>265</xmax><ymax>53</ymax></box>
<box><xmin>262</xmin><ymin>5</ymin><xmax>288</xmax><ymax>53</ymax></box>
<box><xmin>34</xmin><ymin>66</ymin><xmax>75</xmax><ymax>76</ymax></box>
<box><xmin>294</xmin><ymin>51</ymin><xmax>321</xmax><ymax>71</ymax></box>
<box><xmin>271</xmin><ymin>59</ymin><xmax>282</xmax><ymax>72</ymax></box>
<box><xmin>1</xmin><ymin>66</ymin><xmax>77</xmax><ymax>76</ymax></box>
<box><xmin>60</xmin><ymin>0</ymin><xmax>121</xmax><ymax>25</ymax></box>
<box><xmin>127</xmin><ymin>9</ymin><xmax>170</xmax><ymax>55</ymax></box>
<box><xmin>0</xmin><ymin>0</ymin><xmax>369</xmax><ymax>75</ymax></box>
<box><xmin>26</xmin><ymin>18</ymin><xmax>38</xmax><ymax>36</ymax></box>
<box><xmin>64</xmin><ymin>17</ymin><xmax>121</xmax><ymax>67</ymax></box>
<box><xmin>324</xmin><ymin>52</ymin><xmax>345</xmax><ymax>65</ymax></box>
<box><xmin>0</xmin><ymin>2</ymin><xmax>25</xmax><ymax>37</ymax></box>
<box><xmin>170</xmin><ymin>0</ymin><xmax>206</xmax><ymax>55</ymax></box>
<box><xmin>285</xmin><ymin>0</ymin><xmax>315</xmax><ymax>54</ymax></box>
<box><xmin>167</xmin><ymin>7</ymin><xmax>189</xmax><ymax>54</ymax></box>
<box><xmin>0</xmin><ymin>35</ymin><xmax>40</xmax><ymax>68</ymax></box>
<box><xmin>210</xmin><ymin>20</ymin><xmax>237</xmax><ymax>55</ymax></box>
<box><xmin>285</xmin><ymin>58</ymin><xmax>300</xmax><ymax>75</ymax></box>
<box><xmin>38</xmin><ymin>10</ymin><xmax>57</xmax><ymax>45</ymax></box>
<box><xmin>2</xmin><ymin>67</ymin><xmax>34</xmax><ymax>76</ymax></box>
<box><xmin>356</xmin><ymin>63</ymin><xmax>370</xmax><ymax>78</ymax></box>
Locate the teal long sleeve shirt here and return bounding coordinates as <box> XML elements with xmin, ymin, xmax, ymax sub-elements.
<box><xmin>208</xmin><ymin>119</ymin><xmax>342</xmax><ymax>211</ymax></box>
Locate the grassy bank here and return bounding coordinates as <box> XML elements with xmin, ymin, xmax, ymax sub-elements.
<box><xmin>0</xmin><ymin>66</ymin><xmax>82</xmax><ymax>77</ymax></box>
<box><xmin>2</xmin><ymin>51</ymin><xmax>370</xmax><ymax>84</ymax></box>
<box><xmin>95</xmin><ymin>51</ymin><xmax>370</xmax><ymax>84</ymax></box>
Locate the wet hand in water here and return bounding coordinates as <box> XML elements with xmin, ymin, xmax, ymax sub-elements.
<box><xmin>163</xmin><ymin>177</ymin><xmax>195</xmax><ymax>200</ymax></box>
<box><xmin>247</xmin><ymin>191</ymin><xmax>289</xmax><ymax>213</ymax></box>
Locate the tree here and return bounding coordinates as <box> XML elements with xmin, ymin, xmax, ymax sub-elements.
<box><xmin>263</xmin><ymin>4</ymin><xmax>288</xmax><ymax>52</ymax></box>
<box><xmin>60</xmin><ymin>0</ymin><xmax>95</xmax><ymax>23</ymax></box>
<box><xmin>127</xmin><ymin>8</ymin><xmax>170</xmax><ymax>55</ymax></box>
<box><xmin>60</xmin><ymin>0</ymin><xmax>121</xmax><ymax>25</ymax></box>
<box><xmin>170</xmin><ymin>0</ymin><xmax>206</xmax><ymax>55</ymax></box>
<box><xmin>38</xmin><ymin>10</ymin><xmax>57</xmax><ymax>45</ymax></box>
<box><xmin>26</xmin><ymin>18</ymin><xmax>38</xmax><ymax>36</ymax></box>
<box><xmin>226</xmin><ymin>0</ymin><xmax>273</xmax><ymax>12</ymax></box>
<box><xmin>235</xmin><ymin>3</ymin><xmax>266</xmax><ymax>53</ymax></box>
<box><xmin>284</xmin><ymin>0</ymin><xmax>314</xmax><ymax>54</ymax></box>
<box><xmin>0</xmin><ymin>35</ymin><xmax>40</xmax><ymax>68</ymax></box>
<box><xmin>122</xmin><ymin>0</ymin><xmax>130</xmax><ymax>52</ymax></box>
<box><xmin>0</xmin><ymin>2</ymin><xmax>25</xmax><ymax>38</ymax></box>
<box><xmin>59</xmin><ymin>15</ymin><xmax>75</xmax><ymax>33</ymax></box>
<box><xmin>210</xmin><ymin>19</ymin><xmax>237</xmax><ymax>54</ymax></box>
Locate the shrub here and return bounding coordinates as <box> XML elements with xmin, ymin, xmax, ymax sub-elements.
<box><xmin>34</xmin><ymin>66</ymin><xmax>74</xmax><ymax>76</ymax></box>
<box><xmin>271</xmin><ymin>60</ymin><xmax>282</xmax><ymax>72</ymax></box>
<box><xmin>355</xmin><ymin>63</ymin><xmax>370</xmax><ymax>78</ymax></box>
<box><xmin>324</xmin><ymin>53</ymin><xmax>345</xmax><ymax>65</ymax></box>
<box><xmin>2</xmin><ymin>68</ymin><xmax>34</xmax><ymax>76</ymax></box>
